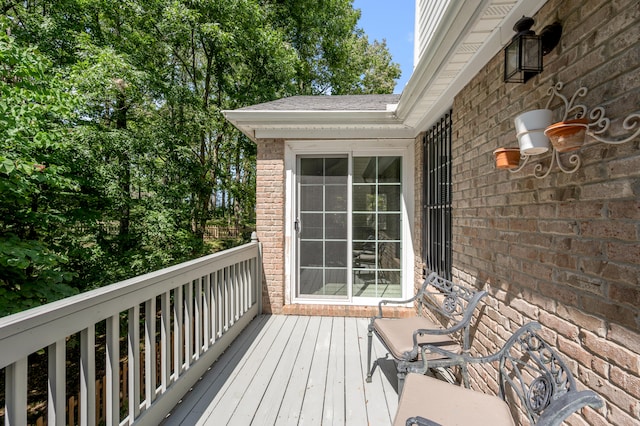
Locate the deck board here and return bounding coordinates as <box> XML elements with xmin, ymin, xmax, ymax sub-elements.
<box><xmin>162</xmin><ymin>315</ymin><xmax>398</xmax><ymax>425</ymax></box>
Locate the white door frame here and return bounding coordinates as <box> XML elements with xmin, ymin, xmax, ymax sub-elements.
<box><xmin>284</xmin><ymin>139</ymin><xmax>415</xmax><ymax>306</ymax></box>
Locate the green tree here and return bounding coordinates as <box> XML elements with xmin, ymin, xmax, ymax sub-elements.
<box><xmin>267</xmin><ymin>0</ymin><xmax>401</xmax><ymax>95</ymax></box>
<box><xmin>0</xmin><ymin>24</ymin><xmax>78</xmax><ymax>314</ymax></box>
<box><xmin>0</xmin><ymin>0</ymin><xmax>402</xmax><ymax>314</ymax></box>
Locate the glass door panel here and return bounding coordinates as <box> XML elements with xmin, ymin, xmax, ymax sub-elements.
<box><xmin>297</xmin><ymin>156</ymin><xmax>349</xmax><ymax>298</ymax></box>
<box><xmin>352</xmin><ymin>156</ymin><xmax>402</xmax><ymax>298</ymax></box>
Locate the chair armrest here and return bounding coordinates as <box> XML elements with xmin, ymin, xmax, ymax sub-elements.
<box><xmin>406</xmin><ymin>417</ymin><xmax>443</xmax><ymax>426</ymax></box>
<box><xmin>417</xmin><ymin>322</ymin><xmax>544</xmax><ymax>369</ymax></box>
<box><xmin>374</xmin><ymin>272</ymin><xmax>439</xmax><ymax>318</ymax></box>
<box><xmin>535</xmin><ymin>390</ymin><xmax>603</xmax><ymax>426</ymax></box>
<box><xmin>408</xmin><ymin>290</ymin><xmax>488</xmax><ymax>351</ymax></box>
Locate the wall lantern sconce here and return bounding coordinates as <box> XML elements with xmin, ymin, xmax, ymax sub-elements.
<box><xmin>504</xmin><ymin>16</ymin><xmax>562</xmax><ymax>83</ymax></box>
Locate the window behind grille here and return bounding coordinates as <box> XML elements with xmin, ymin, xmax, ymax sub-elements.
<box><xmin>422</xmin><ymin>110</ymin><xmax>452</xmax><ymax>280</ymax></box>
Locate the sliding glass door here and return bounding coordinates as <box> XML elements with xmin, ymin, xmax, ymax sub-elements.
<box><xmin>297</xmin><ymin>157</ymin><xmax>349</xmax><ymax>298</ymax></box>
<box><xmin>295</xmin><ymin>154</ymin><xmax>402</xmax><ymax>301</ymax></box>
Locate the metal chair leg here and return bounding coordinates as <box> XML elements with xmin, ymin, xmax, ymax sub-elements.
<box><xmin>397</xmin><ymin>370</ymin><xmax>406</xmax><ymax>398</ymax></box>
<box><xmin>461</xmin><ymin>363</ymin><xmax>470</xmax><ymax>388</ymax></box>
<box><xmin>366</xmin><ymin>328</ymin><xmax>374</xmax><ymax>383</ymax></box>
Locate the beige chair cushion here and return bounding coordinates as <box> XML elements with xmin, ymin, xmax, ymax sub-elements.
<box><xmin>393</xmin><ymin>373</ymin><xmax>516</xmax><ymax>426</ymax></box>
<box><xmin>373</xmin><ymin>316</ymin><xmax>460</xmax><ymax>360</ymax></box>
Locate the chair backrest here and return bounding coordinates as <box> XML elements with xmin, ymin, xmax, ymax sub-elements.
<box><xmin>416</xmin><ymin>274</ymin><xmax>487</xmax><ymax>350</ymax></box>
<box><xmin>496</xmin><ymin>322</ymin><xmax>603</xmax><ymax>425</ymax></box>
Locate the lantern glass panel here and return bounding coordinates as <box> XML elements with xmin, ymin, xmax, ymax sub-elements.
<box><xmin>505</xmin><ymin>41</ymin><xmax>519</xmax><ymax>77</ymax></box>
<box><xmin>522</xmin><ymin>35</ymin><xmax>542</xmax><ymax>71</ymax></box>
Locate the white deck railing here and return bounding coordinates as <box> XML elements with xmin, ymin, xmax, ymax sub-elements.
<box><xmin>0</xmin><ymin>234</ymin><xmax>262</xmax><ymax>425</ymax></box>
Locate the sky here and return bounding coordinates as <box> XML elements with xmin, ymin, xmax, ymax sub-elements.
<box><xmin>353</xmin><ymin>0</ymin><xmax>415</xmax><ymax>94</ymax></box>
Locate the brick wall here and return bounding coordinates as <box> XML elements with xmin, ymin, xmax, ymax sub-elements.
<box><xmin>439</xmin><ymin>0</ymin><xmax>639</xmax><ymax>424</ymax></box>
<box><xmin>256</xmin><ymin>139</ymin><xmax>286</xmax><ymax>314</ymax></box>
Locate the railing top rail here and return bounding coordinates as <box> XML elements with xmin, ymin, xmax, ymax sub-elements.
<box><xmin>0</xmin><ymin>241</ymin><xmax>259</xmax><ymax>369</ymax></box>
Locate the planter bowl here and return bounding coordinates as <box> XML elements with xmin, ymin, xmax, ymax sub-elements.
<box><xmin>494</xmin><ymin>148</ymin><xmax>521</xmax><ymax>169</ymax></box>
<box><xmin>544</xmin><ymin>118</ymin><xmax>589</xmax><ymax>152</ymax></box>
<box><xmin>514</xmin><ymin>109</ymin><xmax>553</xmax><ymax>155</ymax></box>
<box><xmin>517</xmin><ymin>130</ymin><xmax>550</xmax><ymax>155</ymax></box>
<box><xmin>514</xmin><ymin>109</ymin><xmax>553</xmax><ymax>134</ymax></box>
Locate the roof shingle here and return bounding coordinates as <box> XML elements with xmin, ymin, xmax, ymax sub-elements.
<box><xmin>238</xmin><ymin>94</ymin><xmax>401</xmax><ymax>112</ymax></box>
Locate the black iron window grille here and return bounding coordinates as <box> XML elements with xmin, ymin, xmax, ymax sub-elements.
<box><xmin>423</xmin><ymin>110</ymin><xmax>452</xmax><ymax>280</ymax></box>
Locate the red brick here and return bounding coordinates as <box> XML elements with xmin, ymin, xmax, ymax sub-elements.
<box><xmin>509</xmin><ymin>298</ymin><xmax>540</xmax><ymax>320</ymax></box>
<box><xmin>608</xmin><ymin>282</ymin><xmax>640</xmax><ymax>307</ymax></box>
<box><xmin>556</xmin><ymin>304</ymin><xmax>607</xmax><ymax>337</ymax></box>
<box><xmin>608</xmin><ymin>403</ymin><xmax>640</xmax><ymax>426</ymax></box>
<box><xmin>606</xmin><ymin>241</ymin><xmax>640</xmax><ymax>264</ymax></box>
<box><xmin>608</xmin><ymin>200</ymin><xmax>640</xmax><ymax>220</ymax></box>
<box><xmin>538</xmin><ymin>281</ymin><xmax>580</xmax><ymax>305</ymax></box>
<box><xmin>581</xmin><ymin>406</ymin><xmax>612</xmax><ymax>426</ymax></box>
<box><xmin>581</xmin><ymin>180</ymin><xmax>636</xmax><ymax>200</ymax></box>
<box><xmin>578</xmin><ymin>367</ymin><xmax>638</xmax><ymax>419</ymax></box>
<box><xmin>540</xmin><ymin>311</ymin><xmax>580</xmax><ymax>340</ymax></box>
<box><xmin>498</xmin><ymin>302</ymin><xmax>523</xmax><ymax>326</ymax></box>
<box><xmin>558</xmin><ymin>335</ymin><xmax>597</xmax><ymax>370</ymax></box>
<box><xmin>580</xmin><ymin>330</ymin><xmax>640</xmax><ymax>373</ymax></box>
<box><xmin>581</xmin><ymin>295</ymin><xmax>638</xmax><ymax>330</ymax></box>
<box><xmin>610</xmin><ymin>365</ymin><xmax>640</xmax><ymax>399</ymax></box>
<box><xmin>580</xmin><ymin>220</ymin><xmax>638</xmax><ymax>241</ymax></box>
<box><xmin>608</xmin><ymin>324</ymin><xmax>640</xmax><ymax>355</ymax></box>
<box><xmin>564</xmin><ymin>412</ymin><xmax>590</xmax><ymax>426</ymax></box>
<box><xmin>557</xmin><ymin>202</ymin><xmax>606</xmax><ymax>219</ymax></box>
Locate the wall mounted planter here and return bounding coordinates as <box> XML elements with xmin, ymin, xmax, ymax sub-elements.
<box><xmin>507</xmin><ymin>82</ymin><xmax>640</xmax><ymax>178</ymax></box>
<box><xmin>544</xmin><ymin>118</ymin><xmax>588</xmax><ymax>152</ymax></box>
<box><xmin>494</xmin><ymin>148</ymin><xmax>521</xmax><ymax>169</ymax></box>
<box><xmin>514</xmin><ymin>109</ymin><xmax>552</xmax><ymax>155</ymax></box>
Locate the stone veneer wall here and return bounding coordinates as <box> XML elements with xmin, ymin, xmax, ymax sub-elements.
<box><xmin>422</xmin><ymin>0</ymin><xmax>639</xmax><ymax>424</ymax></box>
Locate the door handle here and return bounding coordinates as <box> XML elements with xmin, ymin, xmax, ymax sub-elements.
<box><xmin>294</xmin><ymin>217</ymin><xmax>301</xmax><ymax>234</ymax></box>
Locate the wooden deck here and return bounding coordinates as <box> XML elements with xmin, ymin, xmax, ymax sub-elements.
<box><xmin>162</xmin><ymin>315</ymin><xmax>399</xmax><ymax>425</ymax></box>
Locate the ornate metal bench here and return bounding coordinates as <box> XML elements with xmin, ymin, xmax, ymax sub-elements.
<box><xmin>395</xmin><ymin>322</ymin><xmax>604</xmax><ymax>426</ymax></box>
<box><xmin>366</xmin><ymin>272</ymin><xmax>488</xmax><ymax>394</ymax></box>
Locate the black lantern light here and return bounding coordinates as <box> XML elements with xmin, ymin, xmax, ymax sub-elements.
<box><xmin>504</xmin><ymin>16</ymin><xmax>562</xmax><ymax>83</ymax></box>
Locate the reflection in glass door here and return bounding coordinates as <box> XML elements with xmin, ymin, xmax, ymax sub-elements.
<box><xmin>297</xmin><ymin>157</ymin><xmax>349</xmax><ymax>298</ymax></box>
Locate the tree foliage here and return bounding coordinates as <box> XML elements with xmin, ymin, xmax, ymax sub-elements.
<box><xmin>0</xmin><ymin>22</ymin><xmax>79</xmax><ymax>313</ymax></box>
<box><xmin>0</xmin><ymin>0</ymin><xmax>401</xmax><ymax>315</ymax></box>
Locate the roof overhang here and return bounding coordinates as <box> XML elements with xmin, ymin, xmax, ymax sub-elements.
<box><xmin>222</xmin><ymin>109</ymin><xmax>414</xmax><ymax>141</ymax></box>
<box><xmin>223</xmin><ymin>0</ymin><xmax>549</xmax><ymax>141</ymax></box>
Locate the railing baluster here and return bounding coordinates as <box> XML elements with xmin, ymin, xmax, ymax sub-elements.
<box><xmin>203</xmin><ymin>273</ymin><xmax>211</xmax><ymax>350</ymax></box>
<box><xmin>195</xmin><ymin>277</ymin><xmax>203</xmax><ymax>359</ymax></box>
<box><xmin>184</xmin><ymin>281</ymin><xmax>192</xmax><ymax>370</ymax></box>
<box><xmin>243</xmin><ymin>260</ymin><xmax>250</xmax><ymax>313</ymax></box>
<box><xmin>5</xmin><ymin>358</ymin><xmax>28</xmax><ymax>425</ymax></box>
<box><xmin>217</xmin><ymin>270</ymin><xmax>223</xmax><ymax>337</ymax></box>
<box><xmin>161</xmin><ymin>291</ymin><xmax>170</xmax><ymax>392</ymax></box>
<box><xmin>106</xmin><ymin>315</ymin><xmax>120</xmax><ymax>425</ymax></box>
<box><xmin>144</xmin><ymin>297</ymin><xmax>156</xmax><ymax>409</ymax></box>
<box><xmin>128</xmin><ymin>305</ymin><xmax>141</xmax><ymax>423</ymax></box>
<box><xmin>231</xmin><ymin>264</ymin><xmax>237</xmax><ymax>321</ymax></box>
<box><xmin>239</xmin><ymin>262</ymin><xmax>245</xmax><ymax>314</ymax></box>
<box><xmin>48</xmin><ymin>339</ymin><xmax>66</xmax><ymax>425</ymax></box>
<box><xmin>80</xmin><ymin>324</ymin><xmax>96</xmax><ymax>426</ymax></box>
<box><xmin>220</xmin><ymin>267</ymin><xmax>230</xmax><ymax>334</ymax></box>
<box><xmin>174</xmin><ymin>285</ymin><xmax>183</xmax><ymax>378</ymax></box>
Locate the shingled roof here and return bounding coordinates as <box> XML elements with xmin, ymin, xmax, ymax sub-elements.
<box><xmin>238</xmin><ymin>94</ymin><xmax>401</xmax><ymax>112</ymax></box>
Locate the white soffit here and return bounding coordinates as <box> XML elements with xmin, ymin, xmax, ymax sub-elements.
<box><xmin>398</xmin><ymin>0</ymin><xmax>548</xmax><ymax>132</ymax></box>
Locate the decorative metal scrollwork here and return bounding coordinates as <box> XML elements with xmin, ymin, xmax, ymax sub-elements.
<box><xmin>510</xmin><ymin>81</ymin><xmax>640</xmax><ymax>178</ymax></box>
<box><xmin>528</xmin><ymin>376</ymin><xmax>553</xmax><ymax>413</ymax></box>
<box><xmin>443</xmin><ymin>295</ymin><xmax>457</xmax><ymax>314</ymax></box>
